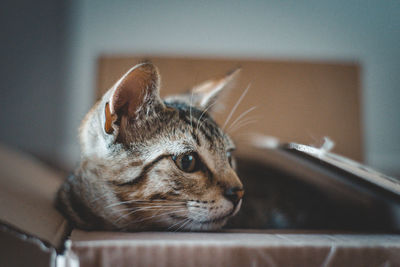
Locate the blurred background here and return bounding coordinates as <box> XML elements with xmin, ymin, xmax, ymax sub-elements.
<box><xmin>1</xmin><ymin>0</ymin><xmax>399</xmax><ymax>175</ymax></box>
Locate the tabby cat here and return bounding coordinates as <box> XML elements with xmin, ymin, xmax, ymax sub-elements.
<box><xmin>56</xmin><ymin>62</ymin><xmax>244</xmax><ymax>231</ymax></box>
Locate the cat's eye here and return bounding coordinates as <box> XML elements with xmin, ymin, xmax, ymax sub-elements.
<box><xmin>172</xmin><ymin>152</ymin><xmax>199</xmax><ymax>173</ymax></box>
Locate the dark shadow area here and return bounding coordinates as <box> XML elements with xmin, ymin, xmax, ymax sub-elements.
<box><xmin>227</xmin><ymin>156</ymin><xmax>398</xmax><ymax>232</ymax></box>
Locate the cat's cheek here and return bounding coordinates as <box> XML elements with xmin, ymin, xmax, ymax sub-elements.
<box><xmin>186</xmin><ymin>198</ymin><xmax>232</xmax><ymax>222</ymax></box>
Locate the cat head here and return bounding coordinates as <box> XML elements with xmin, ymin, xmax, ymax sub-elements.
<box><xmin>73</xmin><ymin>62</ymin><xmax>243</xmax><ymax>231</ymax></box>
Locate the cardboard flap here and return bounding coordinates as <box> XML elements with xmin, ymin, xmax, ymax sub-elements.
<box><xmin>0</xmin><ymin>144</ymin><xmax>69</xmax><ymax>249</ymax></box>
<box><xmin>284</xmin><ymin>142</ymin><xmax>400</xmax><ymax>197</ymax></box>
<box><xmin>237</xmin><ymin>145</ymin><xmax>400</xmax><ymax>204</ymax></box>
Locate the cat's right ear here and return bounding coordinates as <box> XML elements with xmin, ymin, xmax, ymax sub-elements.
<box><xmin>104</xmin><ymin>63</ymin><xmax>163</xmax><ymax>135</ymax></box>
<box><xmin>189</xmin><ymin>68</ymin><xmax>240</xmax><ymax>112</ymax></box>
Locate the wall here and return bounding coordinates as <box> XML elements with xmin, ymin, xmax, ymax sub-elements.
<box><xmin>0</xmin><ymin>0</ymin><xmax>68</xmax><ymax>165</ymax></box>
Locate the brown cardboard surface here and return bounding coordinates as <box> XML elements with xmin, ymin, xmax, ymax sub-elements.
<box><xmin>0</xmin><ymin>225</ymin><xmax>56</xmax><ymax>267</ymax></box>
<box><xmin>70</xmin><ymin>229</ymin><xmax>400</xmax><ymax>267</ymax></box>
<box><xmin>97</xmin><ymin>55</ymin><xmax>363</xmax><ymax>161</ymax></box>
<box><xmin>0</xmin><ymin>144</ymin><xmax>69</xmax><ymax>249</ymax></box>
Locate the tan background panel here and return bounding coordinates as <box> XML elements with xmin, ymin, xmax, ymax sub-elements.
<box><xmin>97</xmin><ymin>56</ymin><xmax>362</xmax><ymax>161</ymax></box>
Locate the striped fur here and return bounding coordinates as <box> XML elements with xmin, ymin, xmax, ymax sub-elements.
<box><xmin>56</xmin><ymin>63</ymin><xmax>243</xmax><ymax>231</ymax></box>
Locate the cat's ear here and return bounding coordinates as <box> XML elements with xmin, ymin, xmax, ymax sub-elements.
<box><xmin>190</xmin><ymin>68</ymin><xmax>240</xmax><ymax>111</ymax></box>
<box><xmin>104</xmin><ymin>62</ymin><xmax>163</xmax><ymax>135</ymax></box>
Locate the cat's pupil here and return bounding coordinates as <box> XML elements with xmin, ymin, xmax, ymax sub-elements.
<box><xmin>181</xmin><ymin>155</ymin><xmax>193</xmax><ymax>169</ymax></box>
<box><xmin>173</xmin><ymin>152</ymin><xmax>198</xmax><ymax>172</ymax></box>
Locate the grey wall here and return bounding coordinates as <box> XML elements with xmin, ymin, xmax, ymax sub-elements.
<box><xmin>1</xmin><ymin>0</ymin><xmax>399</xmax><ymax>174</ymax></box>
<box><xmin>0</xmin><ymin>0</ymin><xmax>68</xmax><ymax>164</ymax></box>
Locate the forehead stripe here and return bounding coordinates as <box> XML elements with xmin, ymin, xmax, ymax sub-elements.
<box><xmin>191</xmin><ymin>130</ymin><xmax>201</xmax><ymax>146</ymax></box>
<box><xmin>166</xmin><ymin>101</ymin><xmax>224</xmax><ymax>146</ymax></box>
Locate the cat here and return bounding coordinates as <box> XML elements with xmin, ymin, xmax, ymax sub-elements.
<box><xmin>56</xmin><ymin>62</ymin><xmax>244</xmax><ymax>231</ymax></box>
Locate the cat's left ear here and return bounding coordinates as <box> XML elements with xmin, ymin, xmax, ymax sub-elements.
<box><xmin>190</xmin><ymin>68</ymin><xmax>240</xmax><ymax>111</ymax></box>
<box><xmin>104</xmin><ymin>62</ymin><xmax>163</xmax><ymax>135</ymax></box>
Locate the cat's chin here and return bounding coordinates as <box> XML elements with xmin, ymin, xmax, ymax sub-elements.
<box><xmin>166</xmin><ymin>217</ymin><xmax>229</xmax><ymax>232</ymax></box>
<box><xmin>167</xmin><ymin>199</ymin><xmax>242</xmax><ymax>231</ymax></box>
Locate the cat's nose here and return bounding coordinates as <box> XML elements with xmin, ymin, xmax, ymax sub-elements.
<box><xmin>224</xmin><ymin>187</ymin><xmax>244</xmax><ymax>205</ymax></box>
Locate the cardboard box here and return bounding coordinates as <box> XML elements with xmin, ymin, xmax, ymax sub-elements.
<box><xmin>1</xmin><ymin>142</ymin><xmax>400</xmax><ymax>267</ymax></box>
<box><xmin>0</xmin><ymin>55</ymin><xmax>397</xmax><ymax>267</ymax></box>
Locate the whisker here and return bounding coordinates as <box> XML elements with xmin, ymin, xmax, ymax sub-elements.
<box><xmin>197</xmin><ymin>118</ymin><xmax>208</xmax><ymax>133</ymax></box>
<box><xmin>125</xmin><ymin>208</ymin><xmax>188</xmax><ymax>227</ymax></box>
<box><xmin>115</xmin><ymin>204</ymin><xmax>185</xmax><ymax>213</ymax></box>
<box><xmin>168</xmin><ymin>216</ymin><xmax>189</xmax><ymax>231</ymax></box>
<box><xmin>175</xmin><ymin>218</ymin><xmax>192</xmax><ymax>232</ymax></box>
<box><xmin>165</xmin><ymin>211</ymin><xmax>188</xmax><ymax>229</ymax></box>
<box><xmin>105</xmin><ymin>199</ymin><xmax>185</xmax><ymax>209</ymax></box>
<box><xmin>189</xmin><ymin>89</ymin><xmax>195</xmax><ymax>128</ymax></box>
<box><xmin>115</xmin><ymin>206</ymin><xmax>181</xmax><ymax>223</ymax></box>
<box><xmin>227</xmin><ymin>106</ymin><xmax>257</xmax><ymax>132</ymax></box>
<box><xmin>196</xmin><ymin>101</ymin><xmax>218</xmax><ymax>132</ymax></box>
<box><xmin>123</xmin><ymin>205</ymin><xmax>183</xmax><ymax>212</ymax></box>
<box><xmin>230</xmin><ymin>115</ymin><xmax>259</xmax><ymax>129</ymax></box>
<box><xmin>229</xmin><ymin>119</ymin><xmax>258</xmax><ymax>134</ymax></box>
<box><xmin>115</xmin><ymin>207</ymin><xmax>156</xmax><ymax>223</ymax></box>
<box><xmin>105</xmin><ymin>200</ymin><xmax>136</xmax><ymax>209</ymax></box>
<box><xmin>167</xmin><ymin>219</ymin><xmax>185</xmax><ymax>230</ymax></box>
<box><xmin>153</xmin><ymin>209</ymin><xmax>188</xmax><ymax>224</ymax></box>
<box><xmin>130</xmin><ymin>209</ymin><xmax>181</xmax><ymax>224</ymax></box>
<box><xmin>222</xmin><ymin>83</ymin><xmax>251</xmax><ymax>129</ymax></box>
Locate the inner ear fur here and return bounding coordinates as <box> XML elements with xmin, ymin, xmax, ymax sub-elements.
<box><xmin>104</xmin><ymin>63</ymin><xmax>162</xmax><ymax>135</ymax></box>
